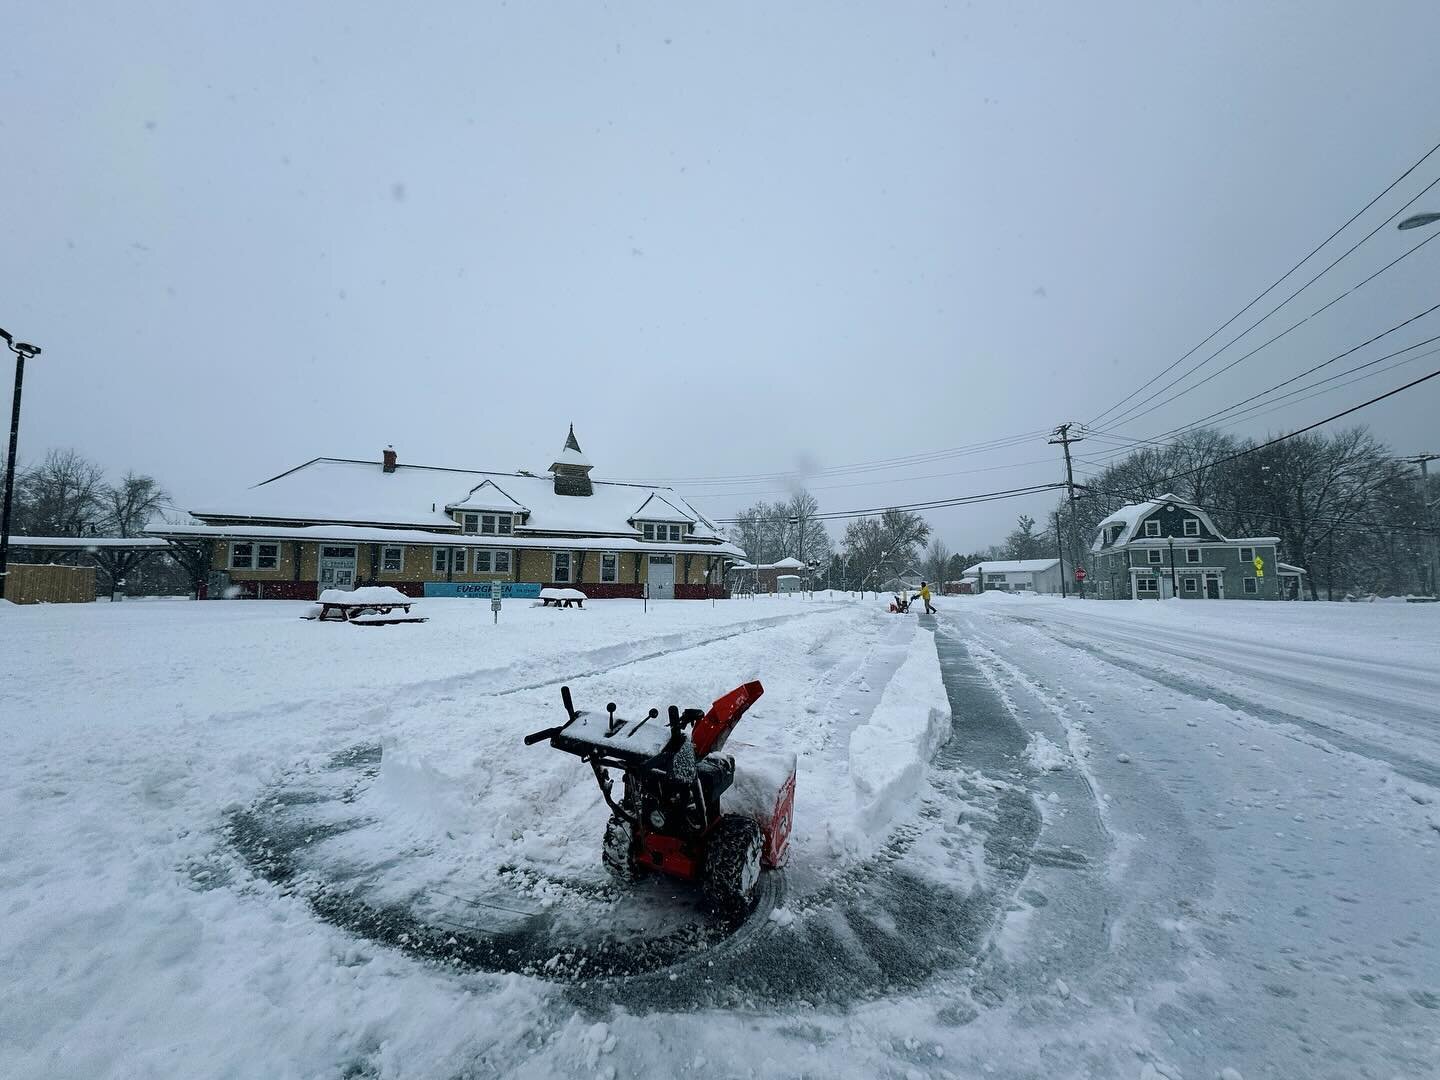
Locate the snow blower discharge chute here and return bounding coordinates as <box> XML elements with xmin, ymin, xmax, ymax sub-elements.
<box><xmin>525</xmin><ymin>681</ymin><xmax>796</xmax><ymax>913</ymax></box>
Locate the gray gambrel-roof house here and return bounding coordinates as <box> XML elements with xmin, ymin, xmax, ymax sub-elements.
<box><xmin>1089</xmin><ymin>493</ymin><xmax>1307</xmax><ymax>600</ymax></box>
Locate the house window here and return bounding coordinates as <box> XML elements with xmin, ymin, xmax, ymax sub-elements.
<box><xmin>381</xmin><ymin>546</ymin><xmax>404</xmax><ymax>572</ymax></box>
<box><xmin>1183</xmin><ymin>519</ymin><xmax>1200</xmax><ymax>537</ymax></box>
<box><xmin>601</xmin><ymin>552</ymin><xmax>618</xmax><ymax>583</ymax></box>
<box><xmin>479</xmin><ymin>514</ymin><xmax>512</xmax><ymax>536</ymax></box>
<box><xmin>433</xmin><ymin>548</ymin><xmax>448</xmax><ymax>573</ymax></box>
<box><xmin>460</xmin><ymin>513</ymin><xmax>480</xmax><ymax>534</ymax></box>
<box><xmin>230</xmin><ymin>542</ymin><xmax>279</xmax><ymax>570</ymax></box>
<box><xmin>1239</xmin><ymin>546</ymin><xmax>1254</xmax><ymax>563</ymax></box>
<box><xmin>669</xmin><ymin>524</ymin><xmax>682</xmax><ymax>542</ymax></box>
<box><xmin>1144</xmin><ymin>520</ymin><xmax>1161</xmax><ymax>537</ymax></box>
<box><xmin>553</xmin><ymin>552</ymin><xmax>571</xmax><ymax>583</ymax></box>
<box><xmin>494</xmin><ymin>550</ymin><xmax>511</xmax><ymax>573</ymax></box>
<box><xmin>1185</xmin><ymin>548</ymin><xmax>1201</xmax><ymax>564</ymax></box>
<box><xmin>453</xmin><ymin>548</ymin><xmax>467</xmax><ymax>573</ymax></box>
<box><xmin>1244</xmin><ymin>577</ymin><xmax>1258</xmax><ymax>594</ymax></box>
<box><xmin>1136</xmin><ymin>576</ymin><xmax>1158</xmax><ymax>594</ymax></box>
<box><xmin>473</xmin><ymin>550</ymin><xmax>490</xmax><ymax>573</ymax></box>
<box><xmin>1183</xmin><ymin>577</ymin><xmax>1198</xmax><ymax>593</ymax></box>
<box><xmin>1147</xmin><ymin>549</ymin><xmax>1164</xmax><ymax>564</ymax></box>
<box><xmin>641</xmin><ymin>523</ymin><xmax>654</xmax><ymax>541</ymax></box>
<box><xmin>471</xmin><ymin>550</ymin><xmax>510</xmax><ymax>573</ymax></box>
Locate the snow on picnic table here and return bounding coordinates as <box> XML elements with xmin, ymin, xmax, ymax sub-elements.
<box><xmin>318</xmin><ymin>585</ymin><xmax>414</xmax><ymax>606</ymax></box>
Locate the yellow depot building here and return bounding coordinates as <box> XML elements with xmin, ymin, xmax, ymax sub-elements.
<box><xmin>152</xmin><ymin>427</ymin><xmax>743</xmax><ymax>601</ymax></box>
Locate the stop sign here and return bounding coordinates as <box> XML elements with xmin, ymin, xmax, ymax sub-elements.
<box><xmin>1074</xmin><ymin>567</ymin><xmax>1087</xmax><ymax>582</ymax></box>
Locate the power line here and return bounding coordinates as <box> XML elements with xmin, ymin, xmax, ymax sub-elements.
<box><xmin>1079</xmin><ymin>365</ymin><xmax>1440</xmax><ymax>492</ymax></box>
<box><xmin>1081</xmin><ymin>486</ymin><xmax>1431</xmax><ymax>536</ymax></box>
<box><xmin>713</xmin><ymin>482</ymin><xmax>1067</xmax><ymax>525</ymax></box>
<box><xmin>1086</xmin><ymin>135</ymin><xmax>1440</xmax><ymax>428</ymax></box>
<box><xmin>1102</xmin><ymin>218</ymin><xmax>1440</xmax><ymax>431</ymax></box>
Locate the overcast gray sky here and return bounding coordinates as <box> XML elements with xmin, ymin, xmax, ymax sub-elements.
<box><xmin>5</xmin><ymin>1</ymin><xmax>1440</xmax><ymax>553</ymax></box>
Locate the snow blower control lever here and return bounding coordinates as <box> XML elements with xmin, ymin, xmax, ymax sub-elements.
<box><xmin>523</xmin><ymin>680</ymin><xmax>795</xmax><ymax>913</ymax></box>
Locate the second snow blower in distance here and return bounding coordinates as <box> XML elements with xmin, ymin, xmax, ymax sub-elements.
<box><xmin>524</xmin><ymin>681</ymin><xmax>796</xmax><ymax>913</ymax></box>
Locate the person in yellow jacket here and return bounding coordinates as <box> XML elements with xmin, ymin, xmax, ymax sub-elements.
<box><xmin>917</xmin><ymin>580</ymin><xmax>936</xmax><ymax>614</ymax></box>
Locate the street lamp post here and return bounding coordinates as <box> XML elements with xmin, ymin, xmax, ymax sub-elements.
<box><xmin>0</xmin><ymin>328</ymin><xmax>42</xmax><ymax>602</ymax></box>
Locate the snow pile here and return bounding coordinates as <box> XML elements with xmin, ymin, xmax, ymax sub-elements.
<box><xmin>847</xmin><ymin>627</ymin><xmax>952</xmax><ymax>833</ymax></box>
<box><xmin>1024</xmin><ymin>731</ymin><xmax>1068</xmax><ymax>771</ymax></box>
<box><xmin>318</xmin><ymin>585</ymin><xmax>413</xmax><ymax>605</ymax></box>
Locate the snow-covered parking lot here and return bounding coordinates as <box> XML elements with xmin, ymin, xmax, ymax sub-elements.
<box><xmin>2</xmin><ymin>593</ymin><xmax>1438</xmax><ymax>1079</ymax></box>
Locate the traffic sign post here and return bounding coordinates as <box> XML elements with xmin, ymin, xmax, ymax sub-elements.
<box><xmin>1253</xmin><ymin>555</ymin><xmax>1265</xmax><ymax>579</ymax></box>
<box><xmin>491</xmin><ymin>580</ymin><xmax>502</xmax><ymax>623</ymax></box>
<box><xmin>1074</xmin><ymin>565</ymin><xmax>1086</xmax><ymax>598</ymax></box>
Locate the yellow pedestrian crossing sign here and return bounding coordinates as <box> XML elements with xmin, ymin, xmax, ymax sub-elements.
<box><xmin>1253</xmin><ymin>555</ymin><xmax>1264</xmax><ymax>577</ymax></box>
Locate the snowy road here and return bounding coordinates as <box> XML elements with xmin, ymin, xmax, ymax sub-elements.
<box><xmin>3</xmin><ymin>595</ymin><xmax>1438</xmax><ymax>1079</ymax></box>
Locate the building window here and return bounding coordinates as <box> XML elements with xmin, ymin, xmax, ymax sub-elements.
<box><xmin>1136</xmin><ymin>576</ymin><xmax>1158</xmax><ymax>594</ymax></box>
<box><xmin>1144</xmin><ymin>520</ymin><xmax>1161</xmax><ymax>537</ymax></box>
<box><xmin>1183</xmin><ymin>519</ymin><xmax>1200</xmax><ymax>537</ymax></box>
<box><xmin>230</xmin><ymin>542</ymin><xmax>279</xmax><ymax>570</ymax></box>
<box><xmin>460</xmin><ymin>513</ymin><xmax>479</xmax><ymax>534</ymax></box>
<box><xmin>382</xmin><ymin>546</ymin><xmax>404</xmax><ymax>572</ymax></box>
<box><xmin>433</xmin><ymin>548</ymin><xmax>448</xmax><ymax>573</ymax></box>
<box><xmin>1185</xmin><ymin>548</ymin><xmax>1201</xmax><ymax>564</ymax></box>
<box><xmin>601</xmin><ymin>552</ymin><xmax>618</xmax><ymax>583</ymax></box>
<box><xmin>1147</xmin><ymin>549</ymin><xmax>1164</xmax><ymax>564</ymax></box>
<box><xmin>669</xmin><ymin>524</ymin><xmax>682</xmax><ymax>542</ymax></box>
<box><xmin>453</xmin><ymin>548</ymin><xmax>467</xmax><ymax>573</ymax></box>
<box><xmin>1244</xmin><ymin>577</ymin><xmax>1258</xmax><ymax>594</ymax></box>
<box><xmin>495</xmin><ymin>550</ymin><xmax>511</xmax><ymax>573</ymax></box>
<box><xmin>1239</xmin><ymin>546</ymin><xmax>1254</xmax><ymax>563</ymax></box>
<box><xmin>476</xmin><ymin>513</ymin><xmax>512</xmax><ymax>536</ymax></box>
<box><xmin>1183</xmin><ymin>577</ymin><xmax>1198</xmax><ymax>593</ymax></box>
<box><xmin>471</xmin><ymin>549</ymin><xmax>510</xmax><ymax>573</ymax></box>
<box><xmin>641</xmin><ymin>523</ymin><xmax>654</xmax><ymax>541</ymax></box>
<box><xmin>553</xmin><ymin>552</ymin><xmax>571</xmax><ymax>583</ymax></box>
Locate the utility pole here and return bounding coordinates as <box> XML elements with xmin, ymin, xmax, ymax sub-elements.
<box><xmin>1404</xmin><ymin>453</ymin><xmax>1440</xmax><ymax>597</ymax></box>
<box><xmin>1053</xmin><ymin>511</ymin><xmax>1067</xmax><ymax>597</ymax></box>
<box><xmin>0</xmin><ymin>329</ymin><xmax>43</xmax><ymax>602</ymax></box>
<box><xmin>1049</xmin><ymin>423</ymin><xmax>1085</xmax><ymax>598</ymax></box>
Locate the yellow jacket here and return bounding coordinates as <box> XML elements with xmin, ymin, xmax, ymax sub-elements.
<box><xmin>918</xmin><ymin>584</ymin><xmax>931</xmax><ymax>601</ymax></box>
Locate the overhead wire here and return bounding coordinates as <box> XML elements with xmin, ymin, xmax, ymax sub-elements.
<box><xmin>1086</xmin><ymin>135</ymin><xmax>1440</xmax><ymax>428</ymax></box>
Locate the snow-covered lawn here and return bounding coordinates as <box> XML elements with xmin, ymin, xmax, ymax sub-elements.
<box><xmin>3</xmin><ymin>593</ymin><xmax>1438</xmax><ymax>1079</ymax></box>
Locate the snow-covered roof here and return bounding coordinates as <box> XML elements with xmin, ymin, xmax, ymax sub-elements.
<box><xmin>8</xmin><ymin>535</ymin><xmax>171</xmax><ymax>550</ymax></box>
<box><xmin>962</xmin><ymin>559</ymin><xmax>1060</xmax><ymax>576</ymax></box>
<box><xmin>1277</xmin><ymin>562</ymin><xmax>1307</xmax><ymax>574</ymax></box>
<box><xmin>188</xmin><ymin>457</ymin><xmax>730</xmax><ymax>543</ymax></box>
<box><xmin>629</xmin><ymin>492</ymin><xmax>694</xmax><ymax>524</ymax></box>
<box><xmin>729</xmin><ymin>557</ymin><xmax>808</xmax><ymax>571</ymax></box>
<box><xmin>446</xmin><ymin>479</ymin><xmax>530</xmax><ymax>514</ymax></box>
<box><xmin>149</xmin><ymin>521</ymin><xmax>746</xmax><ymax>558</ymax></box>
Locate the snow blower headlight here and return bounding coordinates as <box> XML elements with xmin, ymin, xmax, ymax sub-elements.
<box><xmin>649</xmin><ymin>809</ymin><xmax>666</xmax><ymax>828</ymax></box>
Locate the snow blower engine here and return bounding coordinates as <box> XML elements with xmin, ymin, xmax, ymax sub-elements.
<box><xmin>524</xmin><ymin>682</ymin><xmax>796</xmax><ymax>912</ymax></box>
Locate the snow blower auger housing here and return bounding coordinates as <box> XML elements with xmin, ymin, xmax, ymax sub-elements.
<box><xmin>524</xmin><ymin>682</ymin><xmax>796</xmax><ymax>913</ymax></box>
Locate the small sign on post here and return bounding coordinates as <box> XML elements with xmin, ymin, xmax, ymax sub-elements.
<box><xmin>491</xmin><ymin>580</ymin><xmax>502</xmax><ymax>623</ymax></box>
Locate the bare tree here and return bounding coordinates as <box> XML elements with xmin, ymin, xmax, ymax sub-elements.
<box><xmin>922</xmin><ymin>536</ymin><xmax>952</xmax><ymax>587</ymax></box>
<box><xmin>15</xmin><ymin>449</ymin><xmax>107</xmax><ymax>536</ymax></box>
<box><xmin>104</xmin><ymin>472</ymin><xmax>169</xmax><ymax>537</ymax></box>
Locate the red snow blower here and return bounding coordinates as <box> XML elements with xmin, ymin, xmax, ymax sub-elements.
<box><xmin>524</xmin><ymin>682</ymin><xmax>796</xmax><ymax>913</ymax></box>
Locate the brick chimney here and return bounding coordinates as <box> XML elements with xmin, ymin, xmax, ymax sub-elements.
<box><xmin>382</xmin><ymin>445</ymin><xmax>397</xmax><ymax>473</ymax></box>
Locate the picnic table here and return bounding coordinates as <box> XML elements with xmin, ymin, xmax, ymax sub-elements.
<box><xmin>538</xmin><ymin>587</ymin><xmax>587</xmax><ymax>609</ymax></box>
<box><xmin>311</xmin><ymin>587</ymin><xmax>427</xmax><ymax>625</ymax></box>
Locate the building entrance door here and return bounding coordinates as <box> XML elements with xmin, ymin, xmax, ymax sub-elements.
<box><xmin>1204</xmin><ymin>573</ymin><xmax>1221</xmax><ymax>599</ymax></box>
<box><xmin>648</xmin><ymin>555</ymin><xmax>674</xmax><ymax>599</ymax></box>
<box><xmin>319</xmin><ymin>545</ymin><xmax>357</xmax><ymax>593</ymax></box>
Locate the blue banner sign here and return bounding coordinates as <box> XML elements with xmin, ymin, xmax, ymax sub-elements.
<box><xmin>424</xmin><ymin>581</ymin><xmax>543</xmax><ymax>599</ymax></box>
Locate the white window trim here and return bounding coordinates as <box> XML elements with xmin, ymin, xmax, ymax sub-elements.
<box><xmin>1147</xmin><ymin>549</ymin><xmax>1164</xmax><ymax>564</ymax></box>
<box><xmin>477</xmin><ymin>513</ymin><xmax>512</xmax><ymax>536</ymax></box>
<box><xmin>453</xmin><ymin>548</ymin><xmax>467</xmax><ymax>574</ymax></box>
<box><xmin>553</xmin><ymin>551</ymin><xmax>572</xmax><ymax>583</ymax></box>
<box><xmin>1185</xmin><ymin>548</ymin><xmax>1201</xmax><ymax>564</ymax></box>
<box><xmin>1243</xmin><ymin>577</ymin><xmax>1258</xmax><ymax>594</ymax></box>
<box><xmin>229</xmin><ymin>541</ymin><xmax>255</xmax><ymax>570</ymax></box>
<box><xmin>1144</xmin><ymin>520</ymin><xmax>1161</xmax><ymax>537</ymax></box>
<box><xmin>381</xmin><ymin>545</ymin><xmax>405</xmax><ymax>573</ymax></box>
<box><xmin>1239</xmin><ymin>546</ymin><xmax>1255</xmax><ymax>563</ymax></box>
<box><xmin>433</xmin><ymin>548</ymin><xmax>448</xmax><ymax>573</ymax></box>
<box><xmin>494</xmin><ymin>549</ymin><xmax>511</xmax><ymax>573</ymax></box>
<box><xmin>1183</xmin><ymin>576</ymin><xmax>1198</xmax><ymax>592</ymax></box>
<box><xmin>600</xmin><ymin>552</ymin><xmax>619</xmax><ymax>583</ymax></box>
<box><xmin>255</xmin><ymin>542</ymin><xmax>280</xmax><ymax>570</ymax></box>
<box><xmin>1183</xmin><ymin>519</ymin><xmax>1200</xmax><ymax>536</ymax></box>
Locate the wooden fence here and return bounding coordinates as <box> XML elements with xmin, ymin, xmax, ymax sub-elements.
<box><xmin>5</xmin><ymin>563</ymin><xmax>96</xmax><ymax>604</ymax></box>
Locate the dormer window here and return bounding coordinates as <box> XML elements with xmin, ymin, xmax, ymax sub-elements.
<box><xmin>460</xmin><ymin>512</ymin><xmax>513</xmax><ymax>535</ymax></box>
<box><xmin>640</xmin><ymin>522</ymin><xmax>684</xmax><ymax>543</ymax></box>
<box><xmin>1143</xmin><ymin>520</ymin><xmax>1161</xmax><ymax>538</ymax></box>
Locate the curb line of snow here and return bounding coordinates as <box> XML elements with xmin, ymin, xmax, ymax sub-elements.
<box><xmin>847</xmin><ymin>626</ymin><xmax>952</xmax><ymax>836</ymax></box>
